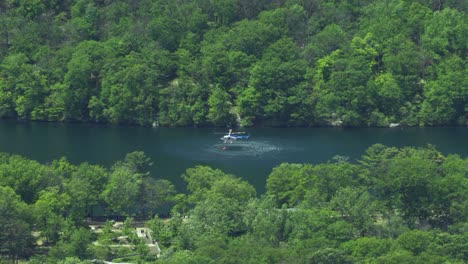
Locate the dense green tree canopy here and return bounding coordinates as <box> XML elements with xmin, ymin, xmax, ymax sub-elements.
<box><xmin>0</xmin><ymin>0</ymin><xmax>465</xmax><ymax>127</ymax></box>
<box><xmin>0</xmin><ymin>144</ymin><xmax>467</xmax><ymax>263</ymax></box>
<box><xmin>0</xmin><ymin>185</ymin><xmax>35</xmax><ymax>262</ymax></box>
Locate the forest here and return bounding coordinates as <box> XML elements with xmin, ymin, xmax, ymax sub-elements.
<box><xmin>0</xmin><ymin>0</ymin><xmax>466</xmax><ymax>127</ymax></box>
<box><xmin>0</xmin><ymin>0</ymin><xmax>467</xmax><ymax>263</ymax></box>
<box><xmin>0</xmin><ymin>144</ymin><xmax>467</xmax><ymax>263</ymax></box>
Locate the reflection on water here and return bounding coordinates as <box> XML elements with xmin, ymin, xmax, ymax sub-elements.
<box><xmin>207</xmin><ymin>140</ymin><xmax>282</xmax><ymax>158</ymax></box>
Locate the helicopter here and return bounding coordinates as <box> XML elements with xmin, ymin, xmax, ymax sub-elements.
<box><xmin>221</xmin><ymin>129</ymin><xmax>250</xmax><ymax>144</ymax></box>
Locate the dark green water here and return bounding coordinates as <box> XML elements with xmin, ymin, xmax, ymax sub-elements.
<box><xmin>0</xmin><ymin>120</ymin><xmax>467</xmax><ymax>194</ymax></box>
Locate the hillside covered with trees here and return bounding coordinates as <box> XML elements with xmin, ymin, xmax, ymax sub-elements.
<box><xmin>0</xmin><ymin>0</ymin><xmax>466</xmax><ymax>127</ymax></box>
<box><xmin>0</xmin><ymin>145</ymin><xmax>466</xmax><ymax>263</ymax></box>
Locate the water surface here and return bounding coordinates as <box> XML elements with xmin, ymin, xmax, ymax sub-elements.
<box><xmin>1</xmin><ymin>120</ymin><xmax>466</xmax><ymax>193</ymax></box>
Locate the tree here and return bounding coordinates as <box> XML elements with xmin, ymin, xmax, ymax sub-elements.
<box><xmin>358</xmin><ymin>144</ymin><xmax>400</xmax><ymax>204</ymax></box>
<box><xmin>34</xmin><ymin>187</ymin><xmax>70</xmax><ymax>245</ymax></box>
<box><xmin>419</xmin><ymin>55</ymin><xmax>467</xmax><ymax>125</ymax></box>
<box><xmin>206</xmin><ymin>85</ymin><xmax>234</xmax><ymax>126</ymax></box>
<box><xmin>425</xmin><ymin>232</ymin><xmax>468</xmax><ymax>262</ymax></box>
<box><xmin>225</xmin><ymin>19</ymin><xmax>280</xmax><ymax>58</ymax></box>
<box><xmin>236</xmin><ymin>86</ymin><xmax>261</xmax><ymax>126</ymax></box>
<box><xmin>146</xmin><ymin>216</ymin><xmax>175</xmax><ymax>249</ymax></box>
<box><xmin>97</xmin><ymin>45</ymin><xmax>174</xmax><ymax>125</ymax></box>
<box><xmin>0</xmin><ymin>186</ymin><xmax>35</xmax><ymax>262</ymax></box>
<box><xmin>139</xmin><ymin>178</ymin><xmax>176</xmax><ymax>217</ymax></box>
<box><xmin>199</xmin><ymin>30</ymin><xmax>255</xmax><ymax>91</ymax></box>
<box><xmin>158</xmin><ymin>78</ymin><xmax>208</xmax><ymax>126</ymax></box>
<box><xmin>101</xmin><ymin>166</ymin><xmax>142</xmax><ymax>216</ymax></box>
<box><xmin>342</xmin><ymin>237</ymin><xmax>397</xmax><ymax>263</ymax></box>
<box><xmin>0</xmin><ymin>52</ymin><xmax>47</xmax><ymax>119</ymax></box>
<box><xmin>329</xmin><ymin>187</ymin><xmax>380</xmax><ymax>237</ymax></box>
<box><xmin>286</xmin><ymin>208</ymin><xmax>339</xmax><ymax>251</ymax></box>
<box><xmin>266</xmin><ymin>163</ymin><xmax>304</xmax><ymax>207</ymax></box>
<box><xmin>235</xmin><ymin>0</ymin><xmax>270</xmax><ymax>19</ymax></box>
<box><xmin>189</xmin><ymin>193</ymin><xmax>246</xmax><ymax>236</ymax></box>
<box><xmin>182</xmin><ymin>166</ymin><xmax>228</xmax><ymax>203</ymax></box>
<box><xmin>248</xmin><ymin>37</ymin><xmax>307</xmax><ymax>124</ymax></box>
<box><xmin>397</xmin><ymin>230</ymin><xmax>433</xmax><ymax>256</ymax></box>
<box><xmin>48</xmin><ymin>226</ymin><xmax>93</xmax><ymax>261</ymax></box>
<box><xmin>422</xmin><ymin>8</ymin><xmax>467</xmax><ymax>60</ymax></box>
<box><xmin>243</xmin><ymin>197</ymin><xmax>289</xmax><ymax>247</ymax></box>
<box><xmin>306</xmin><ymin>162</ymin><xmax>363</xmax><ymax>203</ymax></box>
<box><xmin>367</xmin><ymin>73</ymin><xmax>402</xmax><ymax>120</ymax></box>
<box><xmin>69</xmin><ymin>0</ymin><xmax>100</xmax><ymax>40</ymax></box>
<box><xmin>430</xmin><ymin>155</ymin><xmax>468</xmax><ymax>228</ymax></box>
<box><xmin>94</xmin><ymin>220</ymin><xmax>116</xmax><ymax>260</ymax></box>
<box><xmin>304</xmin><ymin>23</ymin><xmax>347</xmax><ymax>66</ymax></box>
<box><xmin>65</xmin><ymin>163</ymin><xmax>108</xmax><ymax>222</ymax></box>
<box><xmin>199</xmin><ymin>0</ymin><xmax>237</xmax><ymax>27</ymax></box>
<box><xmin>386</xmin><ymin>151</ymin><xmax>439</xmax><ymax>224</ymax></box>
<box><xmin>102</xmin><ymin>151</ymin><xmax>174</xmax><ymax>217</ymax></box>
<box><xmin>63</xmin><ymin>40</ymin><xmax>104</xmax><ymax>121</ymax></box>
<box><xmin>121</xmin><ymin>151</ymin><xmax>153</xmax><ymax>175</ymax></box>
<box><xmin>175</xmin><ymin>166</ymin><xmax>255</xmax><ymax>247</ymax></box>
<box><xmin>148</xmin><ymin>0</ymin><xmax>208</xmax><ymax>51</ymax></box>
<box><xmin>0</xmin><ymin>153</ymin><xmax>49</xmax><ymax>203</ymax></box>
<box><xmin>182</xmin><ymin>165</ymin><xmax>255</xmax><ymax>206</ymax></box>
<box><xmin>120</xmin><ymin>151</ymin><xmax>176</xmax><ymax>216</ymax></box>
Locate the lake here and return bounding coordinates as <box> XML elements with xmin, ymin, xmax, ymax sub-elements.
<box><xmin>0</xmin><ymin>120</ymin><xmax>467</xmax><ymax>194</ymax></box>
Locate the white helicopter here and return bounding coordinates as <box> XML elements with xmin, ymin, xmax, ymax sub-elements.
<box><xmin>220</xmin><ymin>129</ymin><xmax>250</xmax><ymax>144</ymax></box>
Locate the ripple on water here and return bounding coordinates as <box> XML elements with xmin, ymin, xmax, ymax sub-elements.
<box><xmin>205</xmin><ymin>140</ymin><xmax>282</xmax><ymax>159</ymax></box>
